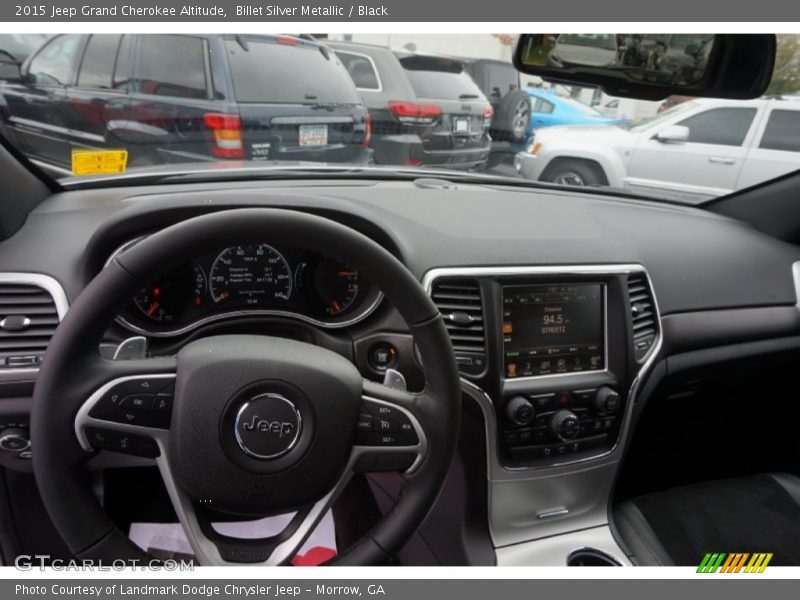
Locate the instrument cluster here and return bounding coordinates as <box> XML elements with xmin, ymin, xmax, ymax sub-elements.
<box><xmin>113</xmin><ymin>242</ymin><xmax>382</xmax><ymax>336</ymax></box>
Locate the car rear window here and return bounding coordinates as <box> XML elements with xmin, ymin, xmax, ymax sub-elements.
<box><xmin>399</xmin><ymin>57</ymin><xmax>485</xmax><ymax>101</ymax></box>
<box><xmin>226</xmin><ymin>38</ymin><xmax>361</xmax><ymax>104</ymax></box>
<box><xmin>760</xmin><ymin>109</ymin><xmax>800</xmax><ymax>152</ymax></box>
<box><xmin>336</xmin><ymin>50</ymin><xmax>381</xmax><ymax>91</ymax></box>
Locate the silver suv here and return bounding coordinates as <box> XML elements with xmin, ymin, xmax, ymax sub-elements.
<box><xmin>515</xmin><ymin>96</ymin><xmax>800</xmax><ymax>203</ymax></box>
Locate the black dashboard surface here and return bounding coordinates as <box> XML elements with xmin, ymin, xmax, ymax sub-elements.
<box><xmin>2</xmin><ymin>178</ymin><xmax>799</xmax><ymax>317</ymax></box>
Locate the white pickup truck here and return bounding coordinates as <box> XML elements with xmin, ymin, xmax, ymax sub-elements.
<box><xmin>514</xmin><ymin>96</ymin><xmax>800</xmax><ymax>203</ymax></box>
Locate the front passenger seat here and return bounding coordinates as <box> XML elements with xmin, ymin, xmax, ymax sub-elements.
<box><xmin>614</xmin><ymin>473</ymin><xmax>800</xmax><ymax>565</ymax></box>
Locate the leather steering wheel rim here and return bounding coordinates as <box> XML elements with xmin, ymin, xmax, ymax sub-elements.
<box><xmin>31</xmin><ymin>208</ymin><xmax>461</xmax><ymax>565</ymax></box>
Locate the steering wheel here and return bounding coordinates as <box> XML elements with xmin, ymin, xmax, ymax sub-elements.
<box><xmin>30</xmin><ymin>209</ymin><xmax>461</xmax><ymax>565</ymax></box>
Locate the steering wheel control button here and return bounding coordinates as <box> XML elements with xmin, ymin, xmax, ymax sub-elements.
<box><xmin>233</xmin><ymin>393</ymin><xmax>302</xmax><ymax>460</ymax></box>
<box><xmin>358</xmin><ymin>399</ymin><xmax>419</xmax><ymax>445</ymax></box>
<box><xmin>126</xmin><ymin>377</ymin><xmax>173</xmax><ymax>395</ymax></box>
<box><xmin>85</xmin><ymin>427</ymin><xmax>160</xmax><ymax>458</ymax></box>
<box><xmin>356</xmin><ymin>412</ymin><xmax>374</xmax><ymax>431</ymax></box>
<box><xmin>153</xmin><ymin>393</ymin><xmax>173</xmax><ymax>412</ymax></box>
<box><xmin>119</xmin><ymin>394</ymin><xmax>155</xmax><ymax>410</ymax></box>
<box><xmin>89</xmin><ymin>382</ymin><xmax>129</xmax><ymax>416</ymax></box>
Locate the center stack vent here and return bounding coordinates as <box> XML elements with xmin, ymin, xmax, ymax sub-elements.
<box><xmin>430</xmin><ymin>278</ymin><xmax>486</xmax><ymax>376</ymax></box>
<box><xmin>626</xmin><ymin>273</ymin><xmax>658</xmax><ymax>362</ymax></box>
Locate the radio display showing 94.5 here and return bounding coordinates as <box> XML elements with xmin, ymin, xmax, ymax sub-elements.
<box><xmin>115</xmin><ymin>242</ymin><xmax>380</xmax><ymax>335</ymax></box>
<box><xmin>502</xmin><ymin>283</ymin><xmax>605</xmax><ymax>378</ymax></box>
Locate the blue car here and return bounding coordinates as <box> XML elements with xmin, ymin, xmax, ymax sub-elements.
<box><xmin>523</xmin><ymin>88</ymin><xmax>627</xmax><ymax>134</ymax></box>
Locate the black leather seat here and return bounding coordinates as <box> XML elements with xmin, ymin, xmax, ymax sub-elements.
<box><xmin>614</xmin><ymin>473</ymin><xmax>800</xmax><ymax>566</ymax></box>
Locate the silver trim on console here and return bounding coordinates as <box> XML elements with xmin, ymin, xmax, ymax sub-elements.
<box><xmin>0</xmin><ymin>272</ymin><xmax>69</xmax><ymax>382</ymax></box>
<box><xmin>104</xmin><ymin>237</ymin><xmax>384</xmax><ymax>337</ymax></box>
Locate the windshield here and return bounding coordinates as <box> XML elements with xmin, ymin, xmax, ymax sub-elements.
<box><xmin>0</xmin><ymin>33</ymin><xmax>798</xmax><ymax>205</ymax></box>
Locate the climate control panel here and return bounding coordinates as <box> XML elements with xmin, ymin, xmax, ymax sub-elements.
<box><xmin>501</xmin><ymin>386</ymin><xmax>622</xmax><ymax>464</ymax></box>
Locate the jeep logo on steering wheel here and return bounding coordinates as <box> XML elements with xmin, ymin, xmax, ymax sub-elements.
<box><xmin>234</xmin><ymin>394</ymin><xmax>302</xmax><ymax>459</ymax></box>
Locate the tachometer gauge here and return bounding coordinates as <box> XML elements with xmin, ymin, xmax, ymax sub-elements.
<box><xmin>133</xmin><ymin>264</ymin><xmax>206</xmax><ymax>323</ymax></box>
<box><xmin>308</xmin><ymin>257</ymin><xmax>360</xmax><ymax>316</ymax></box>
<box><xmin>209</xmin><ymin>244</ymin><xmax>292</xmax><ymax>305</ymax></box>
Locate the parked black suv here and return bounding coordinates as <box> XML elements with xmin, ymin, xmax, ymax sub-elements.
<box><xmin>328</xmin><ymin>41</ymin><xmax>492</xmax><ymax>169</ymax></box>
<box><xmin>0</xmin><ymin>34</ymin><xmax>371</xmax><ymax>175</ymax></box>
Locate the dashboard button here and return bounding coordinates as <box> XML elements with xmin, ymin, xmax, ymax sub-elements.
<box><xmin>368</xmin><ymin>343</ymin><xmax>398</xmax><ymax>372</ymax></box>
<box><xmin>530</xmin><ymin>393</ymin><xmax>555</xmax><ymax>411</ymax></box>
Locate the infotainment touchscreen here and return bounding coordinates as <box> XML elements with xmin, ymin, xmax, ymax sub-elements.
<box><xmin>502</xmin><ymin>283</ymin><xmax>604</xmax><ymax>378</ymax></box>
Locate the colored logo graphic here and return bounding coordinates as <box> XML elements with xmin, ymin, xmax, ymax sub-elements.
<box><xmin>697</xmin><ymin>553</ymin><xmax>773</xmax><ymax>573</ymax></box>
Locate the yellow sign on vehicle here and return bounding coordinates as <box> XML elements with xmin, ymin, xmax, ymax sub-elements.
<box><xmin>71</xmin><ymin>149</ymin><xmax>128</xmax><ymax>176</ymax></box>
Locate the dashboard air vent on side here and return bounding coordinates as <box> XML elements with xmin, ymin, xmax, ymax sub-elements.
<box><xmin>431</xmin><ymin>278</ymin><xmax>486</xmax><ymax>375</ymax></box>
<box><xmin>627</xmin><ymin>273</ymin><xmax>657</xmax><ymax>361</ymax></box>
<box><xmin>0</xmin><ymin>282</ymin><xmax>61</xmax><ymax>369</ymax></box>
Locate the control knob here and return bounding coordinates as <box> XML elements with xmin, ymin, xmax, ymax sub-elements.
<box><xmin>0</xmin><ymin>428</ymin><xmax>30</xmax><ymax>452</ymax></box>
<box><xmin>549</xmin><ymin>410</ymin><xmax>580</xmax><ymax>441</ymax></box>
<box><xmin>505</xmin><ymin>396</ymin><xmax>535</xmax><ymax>426</ymax></box>
<box><xmin>595</xmin><ymin>387</ymin><xmax>621</xmax><ymax>414</ymax></box>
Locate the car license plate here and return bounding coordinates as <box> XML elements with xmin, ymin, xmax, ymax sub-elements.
<box><xmin>299</xmin><ymin>124</ymin><xmax>328</xmax><ymax>147</ymax></box>
<box><xmin>453</xmin><ymin>117</ymin><xmax>470</xmax><ymax>134</ymax></box>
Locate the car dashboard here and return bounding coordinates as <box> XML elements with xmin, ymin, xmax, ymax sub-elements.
<box><xmin>1</xmin><ymin>177</ymin><xmax>800</xmax><ymax>565</ymax></box>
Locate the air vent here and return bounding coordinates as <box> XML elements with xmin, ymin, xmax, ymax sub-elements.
<box><xmin>627</xmin><ymin>273</ymin><xmax>657</xmax><ymax>361</ymax></box>
<box><xmin>0</xmin><ymin>280</ymin><xmax>61</xmax><ymax>369</ymax></box>
<box><xmin>431</xmin><ymin>278</ymin><xmax>486</xmax><ymax>375</ymax></box>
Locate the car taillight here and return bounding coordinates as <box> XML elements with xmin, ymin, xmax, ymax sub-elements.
<box><xmin>203</xmin><ymin>113</ymin><xmax>244</xmax><ymax>159</ymax></box>
<box><xmin>276</xmin><ymin>35</ymin><xmax>299</xmax><ymax>46</ymax></box>
<box><xmin>363</xmin><ymin>114</ymin><xmax>372</xmax><ymax>147</ymax></box>
<box><xmin>387</xmin><ymin>101</ymin><xmax>442</xmax><ymax>125</ymax></box>
<box><xmin>483</xmin><ymin>105</ymin><xmax>494</xmax><ymax>126</ymax></box>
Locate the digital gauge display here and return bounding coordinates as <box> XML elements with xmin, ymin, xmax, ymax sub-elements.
<box><xmin>209</xmin><ymin>244</ymin><xmax>292</xmax><ymax>306</ymax></box>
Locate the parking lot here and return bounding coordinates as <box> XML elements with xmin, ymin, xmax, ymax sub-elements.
<box><xmin>0</xmin><ymin>33</ymin><xmax>798</xmax><ymax>203</ymax></box>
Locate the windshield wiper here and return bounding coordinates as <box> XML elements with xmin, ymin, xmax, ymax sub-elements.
<box><xmin>458</xmin><ymin>94</ymin><xmax>480</xmax><ymax>100</ymax></box>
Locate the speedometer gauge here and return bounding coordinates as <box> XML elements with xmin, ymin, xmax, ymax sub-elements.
<box><xmin>209</xmin><ymin>244</ymin><xmax>292</xmax><ymax>305</ymax></box>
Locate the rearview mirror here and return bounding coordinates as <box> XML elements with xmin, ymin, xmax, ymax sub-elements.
<box><xmin>654</xmin><ymin>125</ymin><xmax>689</xmax><ymax>144</ymax></box>
<box><xmin>513</xmin><ymin>34</ymin><xmax>775</xmax><ymax>101</ymax></box>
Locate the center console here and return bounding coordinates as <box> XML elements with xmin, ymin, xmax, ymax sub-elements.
<box><xmin>500</xmin><ymin>282</ymin><xmax>620</xmax><ymax>465</ymax></box>
<box><xmin>421</xmin><ymin>264</ymin><xmax>661</xmax><ymax>555</ymax></box>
